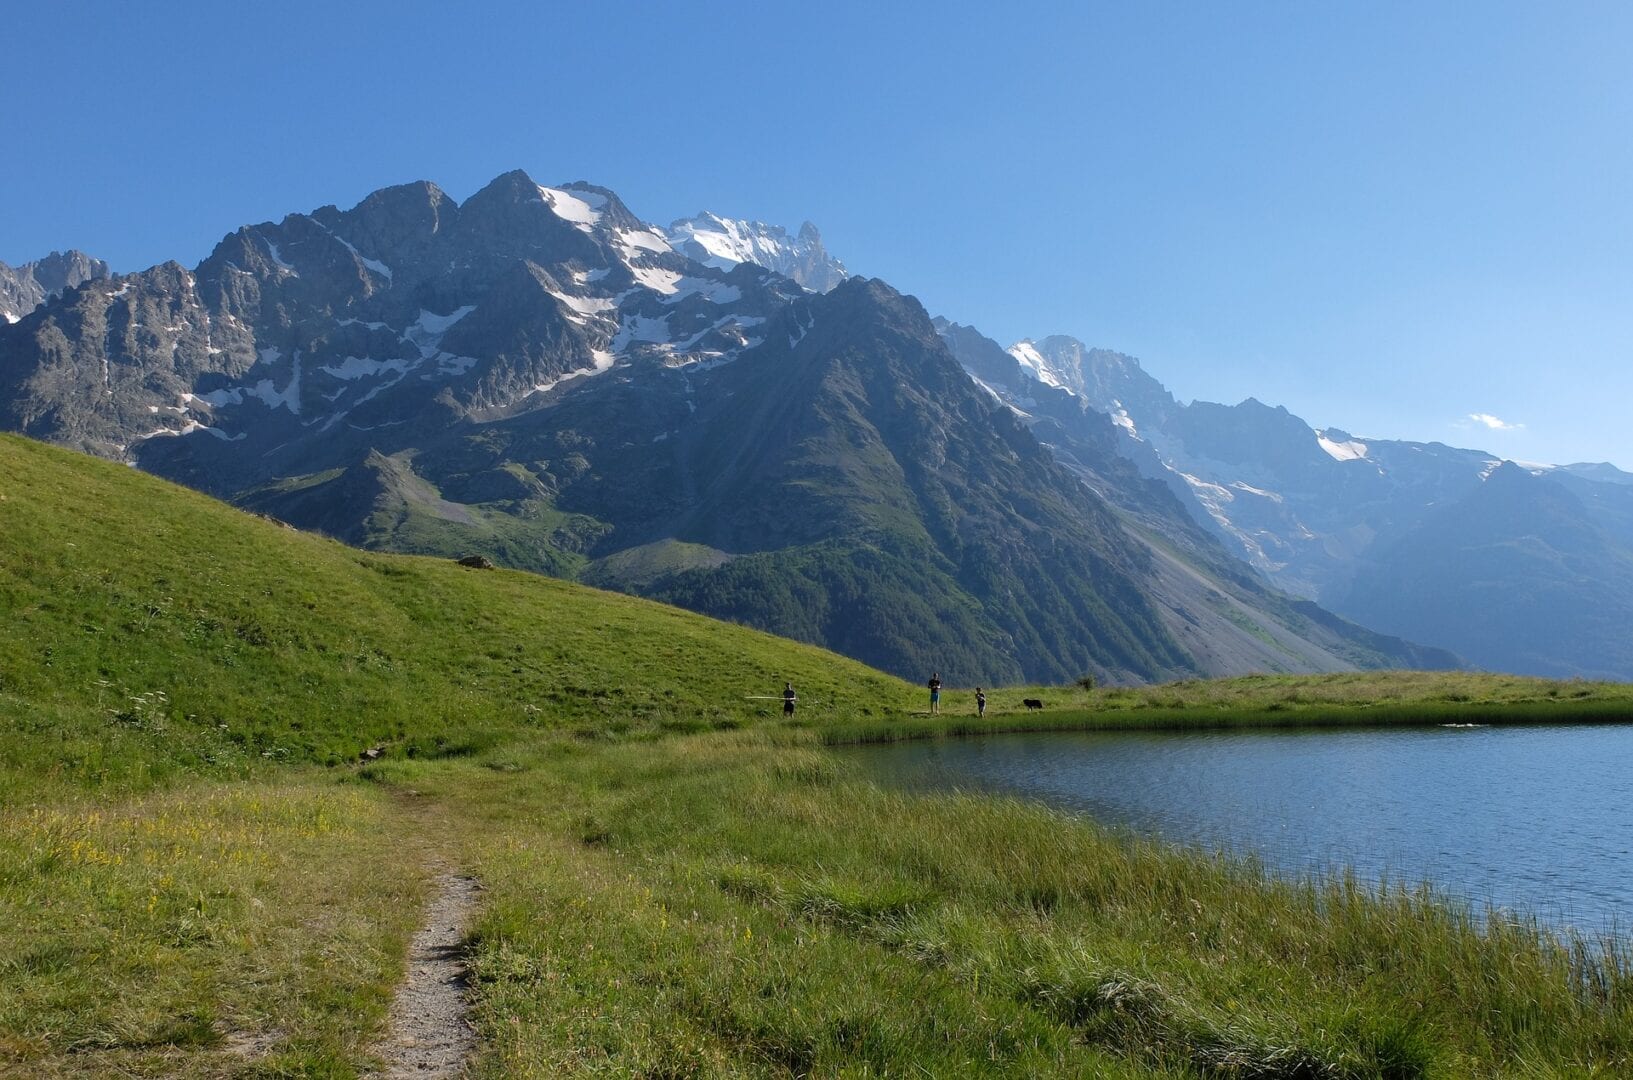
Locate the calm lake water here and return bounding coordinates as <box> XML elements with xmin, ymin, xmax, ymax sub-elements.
<box><xmin>838</xmin><ymin>725</ymin><xmax>1633</xmax><ymax>932</ymax></box>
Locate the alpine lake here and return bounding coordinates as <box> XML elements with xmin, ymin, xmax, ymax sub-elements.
<box><xmin>836</xmin><ymin>722</ymin><xmax>1633</xmax><ymax>933</ymax></box>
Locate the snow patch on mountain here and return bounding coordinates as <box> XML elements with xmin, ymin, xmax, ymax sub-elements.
<box><xmin>787</xmin><ymin>306</ymin><xmax>815</xmax><ymax>348</ymax></box>
<box><xmin>402</xmin><ymin>306</ymin><xmax>476</xmax><ymax>363</ymax></box>
<box><xmin>614</xmin><ymin>228</ymin><xmax>672</xmax><ymax>259</ymax></box>
<box><xmin>553</xmin><ymin>291</ymin><xmax>617</xmax><ymax>322</ymax></box>
<box><xmin>1179</xmin><ymin>472</ymin><xmax>1278</xmax><ymax>566</ymax></box>
<box><xmin>1230</xmin><ymin>480</ymin><xmax>1283</xmax><ymax>502</ymax></box>
<box><xmin>629</xmin><ymin>265</ymin><xmax>683</xmax><ymax>294</ymax></box>
<box><xmin>530</xmin><ymin>348</ymin><xmax>617</xmax><ymax>397</ymax></box>
<box><xmin>321</xmin><ymin>356</ymin><xmax>410</xmax><ymax>380</ymax></box>
<box><xmin>664</xmin><ymin>212</ymin><xmax>848</xmax><ymax>292</ymax></box>
<box><xmin>1317</xmin><ymin>431</ymin><xmax>1369</xmax><ymax>461</ymax></box>
<box><xmin>1007</xmin><ymin>341</ymin><xmax>1067</xmax><ymax>390</ymax></box>
<box><xmin>613</xmin><ymin>314</ymin><xmax>673</xmax><ymax>348</ymax></box>
<box><xmin>412</xmin><ymin>306</ymin><xmax>475</xmax><ymax>337</ymax></box>
<box><xmin>1109</xmin><ymin>401</ymin><xmax>1139</xmax><ymax>438</ymax></box>
<box><xmin>258</xmin><ymin>349</ymin><xmax>302</xmax><ymax>414</ymax></box>
<box><xmin>314</xmin><ymin>221</ymin><xmax>394</xmax><ymax>279</ymax></box>
<box><xmin>132</xmin><ymin>420</ymin><xmax>243</xmax><ymax>444</ymax></box>
<box><xmin>194</xmin><ymin>348</ymin><xmax>303</xmax><ymax>415</ymax></box>
<box><xmin>262</xmin><ymin>237</ymin><xmax>297</xmax><ymax>276</ymax></box>
<box><xmin>966</xmin><ymin>373</ymin><xmax>1006</xmax><ymax>405</ymax></box>
<box><xmin>667</xmin><ymin>213</ymin><xmax>783</xmax><ymax>269</ymax></box>
<box><xmin>664</xmin><ymin>277</ymin><xmax>741</xmax><ymax>305</ymax></box>
<box><xmin>675</xmin><ymin>314</ymin><xmax>763</xmax><ymax>353</ymax></box>
<box><xmin>539</xmin><ymin>186</ymin><xmax>604</xmax><ymax>231</ymax></box>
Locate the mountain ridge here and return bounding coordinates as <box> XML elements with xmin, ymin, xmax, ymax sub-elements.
<box><xmin>0</xmin><ymin>170</ymin><xmax>1458</xmax><ymax>684</ymax></box>
<box><xmin>665</xmin><ymin>212</ymin><xmax>848</xmax><ymax>293</ymax></box>
<box><xmin>0</xmin><ymin>249</ymin><xmax>109</xmax><ymax>324</ymax></box>
<box><xmin>940</xmin><ymin>323</ymin><xmax>1633</xmax><ymax>678</ymax></box>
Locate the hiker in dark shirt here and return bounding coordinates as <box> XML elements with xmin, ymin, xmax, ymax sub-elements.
<box><xmin>976</xmin><ymin>687</ymin><xmax>986</xmax><ymax>718</ymax></box>
<box><xmin>928</xmin><ymin>672</ymin><xmax>942</xmax><ymax>715</ymax></box>
<box><xmin>783</xmin><ymin>682</ymin><xmax>797</xmax><ymax>716</ymax></box>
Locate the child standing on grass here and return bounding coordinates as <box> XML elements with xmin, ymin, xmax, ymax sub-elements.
<box><xmin>783</xmin><ymin>682</ymin><xmax>797</xmax><ymax>717</ymax></box>
<box><xmin>928</xmin><ymin>672</ymin><xmax>942</xmax><ymax>715</ymax></box>
<box><xmin>976</xmin><ymin>687</ymin><xmax>986</xmax><ymax>718</ymax></box>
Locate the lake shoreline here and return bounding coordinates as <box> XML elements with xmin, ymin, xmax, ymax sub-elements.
<box><xmin>815</xmin><ymin>697</ymin><xmax>1633</xmax><ymax>745</ymax></box>
<box><xmin>834</xmin><ymin>718</ymin><xmax>1633</xmax><ymax>940</ymax></box>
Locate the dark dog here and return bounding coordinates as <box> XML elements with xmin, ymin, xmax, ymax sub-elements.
<box><xmin>1022</xmin><ymin>698</ymin><xmax>1044</xmax><ymax>710</ymax></box>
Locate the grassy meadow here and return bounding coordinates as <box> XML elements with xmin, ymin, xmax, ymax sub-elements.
<box><xmin>822</xmin><ymin>670</ymin><xmax>1633</xmax><ymax>745</ymax></box>
<box><xmin>4</xmin><ymin>432</ymin><xmax>1633</xmax><ymax>1077</ymax></box>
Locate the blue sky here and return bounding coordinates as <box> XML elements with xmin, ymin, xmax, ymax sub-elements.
<box><xmin>8</xmin><ymin>2</ymin><xmax>1632</xmax><ymax>466</ymax></box>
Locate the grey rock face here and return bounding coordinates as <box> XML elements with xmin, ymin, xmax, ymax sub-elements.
<box><xmin>0</xmin><ymin>171</ymin><xmax>792</xmax><ymax>473</ymax></box>
<box><xmin>0</xmin><ymin>250</ymin><xmax>110</xmax><ymax>323</ymax></box>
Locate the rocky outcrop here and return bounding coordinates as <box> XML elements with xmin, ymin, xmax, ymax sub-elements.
<box><xmin>0</xmin><ymin>250</ymin><xmax>110</xmax><ymax>323</ymax></box>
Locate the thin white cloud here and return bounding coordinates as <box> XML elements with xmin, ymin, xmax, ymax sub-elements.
<box><xmin>1468</xmin><ymin>413</ymin><xmax>1524</xmax><ymax>431</ymax></box>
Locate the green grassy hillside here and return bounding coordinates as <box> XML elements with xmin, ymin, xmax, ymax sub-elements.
<box><xmin>0</xmin><ymin>433</ymin><xmax>908</xmax><ymax>793</ymax></box>
<box><xmin>5</xmin><ymin>432</ymin><xmax>1633</xmax><ymax>1078</ymax></box>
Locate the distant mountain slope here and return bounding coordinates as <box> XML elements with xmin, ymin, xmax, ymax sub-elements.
<box><xmin>0</xmin><ymin>171</ymin><xmax>1455</xmax><ymax>686</ymax></box>
<box><xmin>0</xmin><ymin>250</ymin><xmax>109</xmax><ymax>323</ymax></box>
<box><xmin>934</xmin><ymin>319</ymin><xmax>1460</xmax><ymax>676</ymax></box>
<box><xmin>240</xmin><ymin>277</ymin><xmax>1204</xmax><ymax>684</ymax></box>
<box><xmin>941</xmin><ymin>323</ymin><xmax>1633</xmax><ymax>678</ymax></box>
<box><xmin>1337</xmin><ymin>463</ymin><xmax>1633</xmax><ymax>679</ymax></box>
<box><xmin>989</xmin><ymin>333</ymin><xmax>1502</xmax><ymax>599</ymax></box>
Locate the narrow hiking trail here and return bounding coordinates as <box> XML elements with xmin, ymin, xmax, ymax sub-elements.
<box><xmin>373</xmin><ymin>869</ymin><xmax>481</xmax><ymax>1077</ymax></box>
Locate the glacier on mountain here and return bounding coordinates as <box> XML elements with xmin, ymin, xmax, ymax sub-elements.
<box><xmin>665</xmin><ymin>212</ymin><xmax>848</xmax><ymax>293</ymax></box>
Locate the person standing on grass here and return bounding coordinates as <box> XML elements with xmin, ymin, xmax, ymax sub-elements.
<box><xmin>783</xmin><ymin>682</ymin><xmax>797</xmax><ymax>717</ymax></box>
<box><xmin>976</xmin><ymin>687</ymin><xmax>986</xmax><ymax>718</ymax></box>
<box><xmin>928</xmin><ymin>672</ymin><xmax>942</xmax><ymax>715</ymax></box>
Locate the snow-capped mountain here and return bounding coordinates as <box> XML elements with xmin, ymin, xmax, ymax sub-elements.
<box><xmin>0</xmin><ymin>173</ymin><xmax>801</xmax><ymax>472</ymax></box>
<box><xmin>940</xmin><ymin>323</ymin><xmax>1633</xmax><ymax>679</ymax></box>
<box><xmin>664</xmin><ymin>213</ymin><xmax>848</xmax><ymax>293</ymax></box>
<box><xmin>0</xmin><ymin>170</ymin><xmax>1452</xmax><ymax>685</ymax></box>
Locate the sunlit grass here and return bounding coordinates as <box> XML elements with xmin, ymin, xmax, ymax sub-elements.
<box><xmin>366</xmin><ymin>732</ymin><xmax>1633</xmax><ymax>1077</ymax></box>
<box><xmin>0</xmin><ymin>775</ymin><xmax>424</xmax><ymax>1076</ymax></box>
<box><xmin>7</xmin><ymin>432</ymin><xmax>1633</xmax><ymax>1076</ymax></box>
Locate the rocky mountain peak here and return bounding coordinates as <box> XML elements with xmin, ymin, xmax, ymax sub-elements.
<box><xmin>0</xmin><ymin>249</ymin><xmax>111</xmax><ymax>323</ymax></box>
<box><xmin>1483</xmin><ymin>459</ymin><xmax>1536</xmax><ymax>489</ymax></box>
<box><xmin>451</xmin><ymin>171</ymin><xmax>605</xmax><ymax>267</ymax></box>
<box><xmin>343</xmin><ymin>180</ymin><xmax>457</xmax><ymax>238</ymax></box>
<box><xmin>664</xmin><ymin>211</ymin><xmax>848</xmax><ymax>293</ymax></box>
<box><xmin>476</xmin><ymin>168</ymin><xmax>545</xmax><ymax>201</ymax></box>
<box><xmin>810</xmin><ymin>277</ymin><xmax>941</xmax><ymax>354</ymax></box>
<box><xmin>27</xmin><ymin>250</ymin><xmax>109</xmax><ymax>296</ymax></box>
